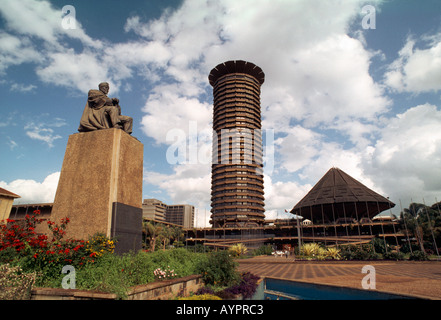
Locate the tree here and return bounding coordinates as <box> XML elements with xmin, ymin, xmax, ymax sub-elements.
<box><xmin>400</xmin><ymin>202</ymin><xmax>441</xmax><ymax>255</ymax></box>
<box><xmin>170</xmin><ymin>226</ymin><xmax>184</xmax><ymax>248</ymax></box>
<box><xmin>143</xmin><ymin>221</ymin><xmax>162</xmax><ymax>252</ymax></box>
<box><xmin>158</xmin><ymin>225</ymin><xmax>171</xmax><ymax>250</ymax></box>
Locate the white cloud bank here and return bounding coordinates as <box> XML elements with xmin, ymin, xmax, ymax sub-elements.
<box><xmin>364</xmin><ymin>104</ymin><xmax>441</xmax><ymax>202</ymax></box>
<box><xmin>0</xmin><ymin>172</ymin><xmax>60</xmax><ymax>204</ymax></box>
<box><xmin>384</xmin><ymin>35</ymin><xmax>441</xmax><ymax>93</ymax></box>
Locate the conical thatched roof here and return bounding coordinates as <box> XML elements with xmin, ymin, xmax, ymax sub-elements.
<box><xmin>290</xmin><ymin>167</ymin><xmax>395</xmax><ymax>223</ymax></box>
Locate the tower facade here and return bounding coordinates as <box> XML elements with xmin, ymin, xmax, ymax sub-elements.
<box><xmin>209</xmin><ymin>60</ymin><xmax>265</xmax><ymax>228</ymax></box>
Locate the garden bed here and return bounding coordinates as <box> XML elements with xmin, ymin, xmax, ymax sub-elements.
<box><xmin>31</xmin><ymin>274</ymin><xmax>203</xmax><ymax>300</ymax></box>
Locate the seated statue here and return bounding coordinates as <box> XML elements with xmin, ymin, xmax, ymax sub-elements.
<box><xmin>78</xmin><ymin>82</ymin><xmax>133</xmax><ymax>134</ymax></box>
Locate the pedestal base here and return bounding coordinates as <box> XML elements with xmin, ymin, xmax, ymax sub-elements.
<box><xmin>51</xmin><ymin>128</ymin><xmax>143</xmax><ymax>253</ymax></box>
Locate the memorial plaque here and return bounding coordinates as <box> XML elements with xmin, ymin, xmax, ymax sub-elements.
<box><xmin>111</xmin><ymin>202</ymin><xmax>142</xmax><ymax>255</ymax></box>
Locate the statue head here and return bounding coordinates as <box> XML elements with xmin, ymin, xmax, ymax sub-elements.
<box><xmin>98</xmin><ymin>82</ymin><xmax>110</xmax><ymax>94</ymax></box>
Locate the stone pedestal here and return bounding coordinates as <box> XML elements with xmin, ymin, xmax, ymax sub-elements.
<box><xmin>51</xmin><ymin>128</ymin><xmax>143</xmax><ymax>252</ymax></box>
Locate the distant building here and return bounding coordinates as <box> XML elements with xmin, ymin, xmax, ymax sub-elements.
<box><xmin>0</xmin><ymin>187</ymin><xmax>20</xmax><ymax>223</ymax></box>
<box><xmin>142</xmin><ymin>199</ymin><xmax>167</xmax><ymax>222</ymax></box>
<box><xmin>10</xmin><ymin>203</ymin><xmax>53</xmax><ymax>220</ymax></box>
<box><xmin>166</xmin><ymin>205</ymin><xmax>195</xmax><ymax>228</ymax></box>
<box><xmin>142</xmin><ymin>199</ymin><xmax>195</xmax><ymax>228</ymax></box>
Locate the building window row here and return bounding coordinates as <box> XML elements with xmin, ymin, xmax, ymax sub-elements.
<box><xmin>214</xmin><ymin>81</ymin><xmax>261</xmax><ymax>94</ymax></box>
<box><xmin>214</xmin><ymin>74</ymin><xmax>261</xmax><ymax>88</ymax></box>
<box><xmin>214</xmin><ymin>105</ymin><xmax>261</xmax><ymax>118</ymax></box>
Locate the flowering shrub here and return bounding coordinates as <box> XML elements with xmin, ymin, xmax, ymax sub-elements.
<box><xmin>221</xmin><ymin>272</ymin><xmax>260</xmax><ymax>299</ymax></box>
<box><xmin>0</xmin><ymin>210</ymin><xmax>115</xmax><ymax>285</ymax></box>
<box><xmin>85</xmin><ymin>233</ymin><xmax>115</xmax><ymax>258</ymax></box>
<box><xmin>153</xmin><ymin>266</ymin><xmax>177</xmax><ymax>281</ymax></box>
<box><xmin>195</xmin><ymin>286</ymin><xmax>215</xmax><ymax>295</ymax></box>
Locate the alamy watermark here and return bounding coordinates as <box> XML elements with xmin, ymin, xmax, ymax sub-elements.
<box><xmin>61</xmin><ymin>5</ymin><xmax>76</xmax><ymax>30</ymax></box>
<box><xmin>361</xmin><ymin>5</ymin><xmax>376</xmax><ymax>30</ymax></box>
<box><xmin>61</xmin><ymin>265</ymin><xmax>76</xmax><ymax>289</ymax></box>
<box><xmin>165</xmin><ymin>121</ymin><xmax>275</xmax><ymax>174</ymax></box>
<box><xmin>361</xmin><ymin>265</ymin><xmax>376</xmax><ymax>290</ymax></box>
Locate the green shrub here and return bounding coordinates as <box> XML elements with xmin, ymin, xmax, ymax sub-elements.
<box><xmin>409</xmin><ymin>250</ymin><xmax>429</xmax><ymax>261</ymax></box>
<box><xmin>371</xmin><ymin>238</ymin><xmax>389</xmax><ymax>255</ymax></box>
<box><xmin>340</xmin><ymin>244</ymin><xmax>380</xmax><ymax>260</ymax></box>
<box><xmin>383</xmin><ymin>251</ymin><xmax>405</xmax><ymax>260</ymax></box>
<box><xmin>253</xmin><ymin>244</ymin><xmax>273</xmax><ymax>256</ymax></box>
<box><xmin>196</xmin><ymin>250</ymin><xmax>239</xmax><ymax>287</ymax></box>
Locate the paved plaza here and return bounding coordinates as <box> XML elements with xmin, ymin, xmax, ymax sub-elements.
<box><xmin>238</xmin><ymin>257</ymin><xmax>441</xmax><ymax>299</ymax></box>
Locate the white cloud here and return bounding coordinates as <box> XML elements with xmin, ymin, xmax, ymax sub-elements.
<box><xmin>140</xmin><ymin>84</ymin><xmax>212</xmax><ymax>145</ymax></box>
<box><xmin>0</xmin><ymin>0</ymin><xmax>103</xmax><ymax>92</ymax></box>
<box><xmin>264</xmin><ymin>174</ymin><xmax>312</xmax><ymax>213</ymax></box>
<box><xmin>10</xmin><ymin>82</ymin><xmax>37</xmax><ymax>93</ymax></box>
<box><xmin>384</xmin><ymin>34</ymin><xmax>441</xmax><ymax>93</ymax></box>
<box><xmin>24</xmin><ymin>126</ymin><xmax>61</xmax><ymax>148</ymax></box>
<box><xmin>130</xmin><ymin>0</ymin><xmax>390</xmax><ymax>162</ymax></box>
<box><xmin>0</xmin><ymin>32</ymin><xmax>43</xmax><ymax>74</ymax></box>
<box><xmin>0</xmin><ymin>0</ymin><xmax>99</xmax><ymax>49</ymax></box>
<box><xmin>363</xmin><ymin>104</ymin><xmax>441</xmax><ymax>201</ymax></box>
<box><xmin>274</xmin><ymin>126</ymin><xmax>322</xmax><ymax>173</ymax></box>
<box><xmin>6</xmin><ymin>137</ymin><xmax>17</xmax><ymax>150</ymax></box>
<box><xmin>144</xmin><ymin>163</ymin><xmax>211</xmax><ymax>205</ymax></box>
<box><xmin>23</xmin><ymin>116</ymin><xmax>66</xmax><ymax>148</ymax></box>
<box><xmin>0</xmin><ymin>172</ymin><xmax>60</xmax><ymax>204</ymax></box>
<box><xmin>130</xmin><ymin>0</ymin><xmax>393</xmax><ymax>223</ymax></box>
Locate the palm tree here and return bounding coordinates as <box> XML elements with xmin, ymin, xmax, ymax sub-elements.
<box><xmin>159</xmin><ymin>225</ymin><xmax>172</xmax><ymax>250</ymax></box>
<box><xmin>143</xmin><ymin>221</ymin><xmax>162</xmax><ymax>252</ymax></box>
<box><xmin>401</xmin><ymin>202</ymin><xmax>441</xmax><ymax>254</ymax></box>
<box><xmin>170</xmin><ymin>226</ymin><xmax>184</xmax><ymax>248</ymax></box>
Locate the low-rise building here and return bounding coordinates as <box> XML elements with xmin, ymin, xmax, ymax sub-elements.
<box><xmin>142</xmin><ymin>199</ymin><xmax>167</xmax><ymax>222</ymax></box>
<box><xmin>166</xmin><ymin>204</ymin><xmax>195</xmax><ymax>228</ymax></box>
<box><xmin>0</xmin><ymin>187</ymin><xmax>20</xmax><ymax>223</ymax></box>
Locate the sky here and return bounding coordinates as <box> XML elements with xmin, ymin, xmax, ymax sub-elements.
<box><xmin>1</xmin><ymin>0</ymin><xmax>441</xmax><ymax>227</ymax></box>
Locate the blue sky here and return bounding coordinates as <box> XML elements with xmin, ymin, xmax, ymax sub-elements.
<box><xmin>1</xmin><ymin>0</ymin><xmax>441</xmax><ymax>227</ymax></box>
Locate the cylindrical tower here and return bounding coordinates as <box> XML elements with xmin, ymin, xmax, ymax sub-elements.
<box><xmin>209</xmin><ymin>60</ymin><xmax>265</xmax><ymax>228</ymax></box>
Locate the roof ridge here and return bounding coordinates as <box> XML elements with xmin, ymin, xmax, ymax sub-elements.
<box><xmin>292</xmin><ymin>167</ymin><xmax>394</xmax><ymax>210</ymax></box>
<box><xmin>0</xmin><ymin>187</ymin><xmax>21</xmax><ymax>198</ymax></box>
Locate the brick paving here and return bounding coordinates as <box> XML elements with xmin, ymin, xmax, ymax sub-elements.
<box><xmin>237</xmin><ymin>257</ymin><xmax>441</xmax><ymax>299</ymax></box>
